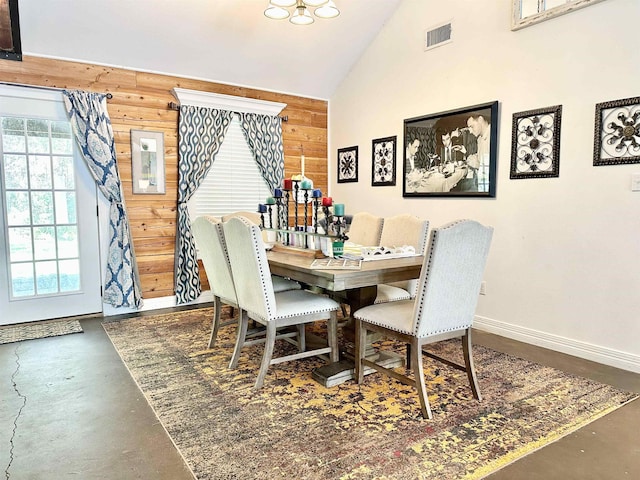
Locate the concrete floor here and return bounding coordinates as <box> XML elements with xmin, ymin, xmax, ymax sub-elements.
<box><xmin>1</xmin><ymin>309</ymin><xmax>639</xmax><ymax>479</ymax></box>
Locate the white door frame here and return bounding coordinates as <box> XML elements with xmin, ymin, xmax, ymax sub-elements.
<box><xmin>0</xmin><ymin>84</ymin><xmax>104</xmax><ymax>324</ymax></box>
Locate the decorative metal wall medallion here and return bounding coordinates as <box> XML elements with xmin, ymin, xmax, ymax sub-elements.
<box><xmin>371</xmin><ymin>136</ymin><xmax>396</xmax><ymax>186</ymax></box>
<box><xmin>511</xmin><ymin>105</ymin><xmax>562</xmax><ymax>179</ymax></box>
<box><xmin>593</xmin><ymin>96</ymin><xmax>640</xmax><ymax>166</ymax></box>
<box><xmin>337</xmin><ymin>146</ymin><xmax>358</xmax><ymax>183</ymax></box>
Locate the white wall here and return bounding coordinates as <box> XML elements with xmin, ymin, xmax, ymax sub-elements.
<box><xmin>329</xmin><ymin>0</ymin><xmax>640</xmax><ymax>371</ymax></box>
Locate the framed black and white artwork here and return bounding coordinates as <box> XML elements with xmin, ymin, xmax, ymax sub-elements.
<box><xmin>403</xmin><ymin>101</ymin><xmax>498</xmax><ymax>197</ymax></box>
<box><xmin>593</xmin><ymin>96</ymin><xmax>640</xmax><ymax>166</ymax></box>
<box><xmin>510</xmin><ymin>105</ymin><xmax>562</xmax><ymax>179</ymax></box>
<box><xmin>0</xmin><ymin>0</ymin><xmax>22</xmax><ymax>61</ymax></box>
<box><xmin>337</xmin><ymin>145</ymin><xmax>358</xmax><ymax>183</ymax></box>
<box><xmin>371</xmin><ymin>136</ymin><xmax>396</xmax><ymax>186</ymax></box>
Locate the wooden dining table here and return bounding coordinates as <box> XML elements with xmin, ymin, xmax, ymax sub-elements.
<box><xmin>267</xmin><ymin>250</ymin><xmax>424</xmax><ymax>386</ymax></box>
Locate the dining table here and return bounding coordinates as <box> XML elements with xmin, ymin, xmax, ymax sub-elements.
<box><xmin>267</xmin><ymin>249</ymin><xmax>423</xmax><ymax>386</ymax></box>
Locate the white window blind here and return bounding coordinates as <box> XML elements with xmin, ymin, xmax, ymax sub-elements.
<box><xmin>187</xmin><ymin>115</ymin><xmax>272</xmax><ymax>221</ymax></box>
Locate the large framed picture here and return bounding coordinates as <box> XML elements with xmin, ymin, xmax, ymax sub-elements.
<box><xmin>510</xmin><ymin>105</ymin><xmax>562</xmax><ymax>179</ymax></box>
<box><xmin>337</xmin><ymin>145</ymin><xmax>358</xmax><ymax>183</ymax></box>
<box><xmin>371</xmin><ymin>136</ymin><xmax>396</xmax><ymax>186</ymax></box>
<box><xmin>593</xmin><ymin>96</ymin><xmax>640</xmax><ymax>166</ymax></box>
<box><xmin>0</xmin><ymin>0</ymin><xmax>22</xmax><ymax>61</ymax></box>
<box><xmin>403</xmin><ymin>101</ymin><xmax>498</xmax><ymax>197</ymax></box>
<box><xmin>131</xmin><ymin>129</ymin><xmax>165</xmax><ymax>194</ymax></box>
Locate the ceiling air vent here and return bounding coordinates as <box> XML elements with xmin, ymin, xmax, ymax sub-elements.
<box><xmin>424</xmin><ymin>21</ymin><xmax>452</xmax><ymax>51</ymax></box>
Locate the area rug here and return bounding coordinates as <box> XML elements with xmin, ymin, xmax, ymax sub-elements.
<box><xmin>0</xmin><ymin>319</ymin><xmax>83</xmax><ymax>345</ymax></box>
<box><xmin>102</xmin><ymin>308</ymin><xmax>636</xmax><ymax>480</ymax></box>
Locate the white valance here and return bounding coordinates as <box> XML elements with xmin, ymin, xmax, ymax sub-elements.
<box><xmin>171</xmin><ymin>87</ymin><xmax>286</xmax><ymax>116</ymax></box>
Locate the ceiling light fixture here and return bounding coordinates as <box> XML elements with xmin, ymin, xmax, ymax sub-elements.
<box><xmin>264</xmin><ymin>0</ymin><xmax>340</xmax><ymax>25</ymax></box>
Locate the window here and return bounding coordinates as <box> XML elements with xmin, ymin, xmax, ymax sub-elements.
<box><xmin>172</xmin><ymin>87</ymin><xmax>286</xmax><ymax>255</ymax></box>
<box><xmin>187</xmin><ymin>115</ymin><xmax>272</xmax><ymax>220</ymax></box>
<box><xmin>1</xmin><ymin>116</ymin><xmax>81</xmax><ymax>298</ymax></box>
<box><xmin>512</xmin><ymin>0</ymin><xmax>607</xmax><ymax>30</ymax></box>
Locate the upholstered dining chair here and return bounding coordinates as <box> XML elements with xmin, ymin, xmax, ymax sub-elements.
<box><xmin>192</xmin><ymin>216</ymin><xmax>240</xmax><ymax>348</ymax></box>
<box><xmin>223</xmin><ymin>216</ymin><xmax>340</xmax><ymax>390</ymax></box>
<box><xmin>192</xmin><ymin>216</ymin><xmax>300</xmax><ymax>348</ymax></box>
<box><xmin>330</xmin><ymin>211</ymin><xmax>385</xmax><ymax>317</ymax></box>
<box><xmin>375</xmin><ymin>214</ymin><xmax>429</xmax><ymax>304</ymax></box>
<box><xmin>221</xmin><ymin>210</ymin><xmax>301</xmax><ymax>292</ymax></box>
<box><xmin>221</xmin><ymin>210</ymin><xmax>261</xmax><ymax>225</ymax></box>
<box><xmin>353</xmin><ymin>220</ymin><xmax>493</xmax><ymax>419</ymax></box>
<box><xmin>345</xmin><ymin>212</ymin><xmax>384</xmax><ymax>246</ymax></box>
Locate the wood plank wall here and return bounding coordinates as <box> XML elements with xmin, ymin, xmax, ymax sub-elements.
<box><xmin>0</xmin><ymin>56</ymin><xmax>328</xmax><ymax>299</ymax></box>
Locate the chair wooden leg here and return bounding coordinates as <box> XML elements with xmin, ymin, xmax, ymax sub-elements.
<box><xmin>208</xmin><ymin>296</ymin><xmax>222</xmax><ymax>349</ymax></box>
<box><xmin>410</xmin><ymin>338</ymin><xmax>433</xmax><ymax>420</ymax></box>
<box><xmin>254</xmin><ymin>322</ymin><xmax>277</xmax><ymax>390</ymax></box>
<box><xmin>328</xmin><ymin>311</ymin><xmax>339</xmax><ymax>362</ymax></box>
<box><xmin>406</xmin><ymin>343</ymin><xmax>412</xmax><ymax>370</ymax></box>
<box><xmin>228</xmin><ymin>310</ymin><xmax>248</xmax><ymax>369</ymax></box>
<box><xmin>462</xmin><ymin>328</ymin><xmax>482</xmax><ymax>401</ymax></box>
<box><xmin>354</xmin><ymin>319</ymin><xmax>366</xmax><ymax>384</ymax></box>
<box><xmin>297</xmin><ymin>324</ymin><xmax>306</xmax><ymax>352</ymax></box>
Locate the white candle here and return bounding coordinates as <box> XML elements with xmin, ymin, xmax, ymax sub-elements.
<box><xmin>301</xmin><ymin>154</ymin><xmax>305</xmax><ymax>177</ymax></box>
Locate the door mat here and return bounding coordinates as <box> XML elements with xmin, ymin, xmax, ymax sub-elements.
<box><xmin>0</xmin><ymin>319</ymin><xmax>83</xmax><ymax>345</ymax></box>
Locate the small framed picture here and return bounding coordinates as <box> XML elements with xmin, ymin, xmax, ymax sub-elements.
<box><xmin>131</xmin><ymin>129</ymin><xmax>165</xmax><ymax>194</ymax></box>
<box><xmin>593</xmin><ymin>96</ymin><xmax>640</xmax><ymax>166</ymax></box>
<box><xmin>337</xmin><ymin>146</ymin><xmax>358</xmax><ymax>183</ymax></box>
<box><xmin>371</xmin><ymin>136</ymin><xmax>396</xmax><ymax>186</ymax></box>
<box><xmin>510</xmin><ymin>105</ymin><xmax>562</xmax><ymax>179</ymax></box>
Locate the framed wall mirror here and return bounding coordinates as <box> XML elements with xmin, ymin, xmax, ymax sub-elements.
<box><xmin>512</xmin><ymin>0</ymin><xmax>607</xmax><ymax>31</ymax></box>
<box><xmin>131</xmin><ymin>130</ymin><xmax>166</xmax><ymax>194</ymax></box>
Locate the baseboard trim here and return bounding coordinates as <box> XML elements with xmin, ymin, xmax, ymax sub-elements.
<box><xmin>474</xmin><ymin>315</ymin><xmax>640</xmax><ymax>374</ymax></box>
<box><xmin>102</xmin><ymin>291</ymin><xmax>213</xmax><ymax>317</ymax></box>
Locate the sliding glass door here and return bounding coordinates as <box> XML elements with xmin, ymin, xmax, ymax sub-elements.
<box><xmin>0</xmin><ymin>85</ymin><xmax>102</xmax><ymax>325</ymax></box>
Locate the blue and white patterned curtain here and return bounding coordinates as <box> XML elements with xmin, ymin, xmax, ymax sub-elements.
<box><xmin>238</xmin><ymin>112</ymin><xmax>285</xmax><ymax>192</ymax></box>
<box><xmin>175</xmin><ymin>105</ymin><xmax>233</xmax><ymax>304</ymax></box>
<box><xmin>63</xmin><ymin>90</ymin><xmax>143</xmax><ymax>309</ymax></box>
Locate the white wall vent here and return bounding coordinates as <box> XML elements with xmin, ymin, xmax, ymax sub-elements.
<box><xmin>424</xmin><ymin>20</ymin><xmax>452</xmax><ymax>51</ymax></box>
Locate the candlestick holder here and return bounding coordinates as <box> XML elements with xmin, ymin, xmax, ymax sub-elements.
<box><xmin>283</xmin><ymin>189</ymin><xmax>291</xmax><ymax>245</ymax></box>
<box><xmin>313</xmin><ymin>198</ymin><xmax>320</xmax><ymax>234</ymax></box>
<box><xmin>303</xmin><ymin>189</ymin><xmax>310</xmax><ymax>248</ymax></box>
<box><xmin>275</xmin><ymin>198</ymin><xmax>281</xmax><ymax>231</ymax></box>
<box><xmin>266</xmin><ymin>205</ymin><xmax>273</xmax><ymax>229</ymax></box>
<box><xmin>293</xmin><ymin>180</ymin><xmax>300</xmax><ymax>236</ymax></box>
<box><xmin>322</xmin><ymin>205</ymin><xmax>331</xmax><ymax>232</ymax></box>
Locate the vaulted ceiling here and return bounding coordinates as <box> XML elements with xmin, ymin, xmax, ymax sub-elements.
<box><xmin>18</xmin><ymin>0</ymin><xmax>402</xmax><ymax>99</ymax></box>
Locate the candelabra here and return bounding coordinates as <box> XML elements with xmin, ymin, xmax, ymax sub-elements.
<box><xmin>258</xmin><ymin>178</ymin><xmax>346</xmax><ymax>257</ymax></box>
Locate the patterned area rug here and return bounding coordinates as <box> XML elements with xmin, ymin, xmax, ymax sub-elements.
<box><xmin>102</xmin><ymin>308</ymin><xmax>636</xmax><ymax>480</ymax></box>
<box><xmin>0</xmin><ymin>319</ymin><xmax>83</xmax><ymax>345</ymax></box>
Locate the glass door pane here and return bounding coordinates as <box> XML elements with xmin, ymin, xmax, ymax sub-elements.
<box><xmin>1</xmin><ymin>116</ymin><xmax>81</xmax><ymax>299</ymax></box>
